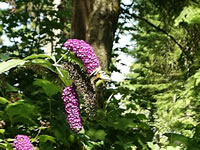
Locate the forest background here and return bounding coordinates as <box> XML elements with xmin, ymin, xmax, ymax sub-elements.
<box><xmin>0</xmin><ymin>0</ymin><xmax>200</xmax><ymax>150</ymax></box>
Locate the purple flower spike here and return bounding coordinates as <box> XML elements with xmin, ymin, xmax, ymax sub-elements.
<box><xmin>62</xmin><ymin>84</ymin><xmax>82</xmax><ymax>132</ymax></box>
<box><xmin>64</xmin><ymin>39</ymin><xmax>100</xmax><ymax>74</ymax></box>
<box><xmin>13</xmin><ymin>135</ymin><xmax>33</xmax><ymax>150</ymax></box>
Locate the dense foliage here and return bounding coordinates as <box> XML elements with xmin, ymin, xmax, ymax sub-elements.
<box><xmin>0</xmin><ymin>0</ymin><xmax>200</xmax><ymax>149</ymax></box>
<box><xmin>119</xmin><ymin>0</ymin><xmax>200</xmax><ymax>149</ymax></box>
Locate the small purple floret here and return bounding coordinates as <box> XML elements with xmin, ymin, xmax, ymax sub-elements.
<box><xmin>13</xmin><ymin>135</ymin><xmax>33</xmax><ymax>150</ymax></box>
<box><xmin>64</xmin><ymin>39</ymin><xmax>100</xmax><ymax>74</ymax></box>
<box><xmin>62</xmin><ymin>84</ymin><xmax>82</xmax><ymax>132</ymax></box>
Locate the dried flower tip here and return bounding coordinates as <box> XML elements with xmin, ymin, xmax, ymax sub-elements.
<box><xmin>63</xmin><ymin>62</ymin><xmax>98</xmax><ymax>116</ymax></box>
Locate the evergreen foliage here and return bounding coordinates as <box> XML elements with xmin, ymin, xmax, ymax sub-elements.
<box><xmin>0</xmin><ymin>0</ymin><xmax>200</xmax><ymax>149</ymax></box>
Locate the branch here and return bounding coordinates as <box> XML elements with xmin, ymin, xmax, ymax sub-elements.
<box><xmin>122</xmin><ymin>9</ymin><xmax>183</xmax><ymax>50</ymax></box>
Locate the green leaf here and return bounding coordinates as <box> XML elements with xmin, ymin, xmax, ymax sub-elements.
<box><xmin>147</xmin><ymin>142</ymin><xmax>160</xmax><ymax>150</ymax></box>
<box><xmin>175</xmin><ymin>6</ymin><xmax>200</xmax><ymax>25</ymax></box>
<box><xmin>0</xmin><ymin>143</ymin><xmax>6</xmax><ymax>149</ymax></box>
<box><xmin>6</xmin><ymin>100</ymin><xmax>35</xmax><ymax>117</ymax></box>
<box><xmin>52</xmin><ymin>123</ymin><xmax>69</xmax><ymax>146</ymax></box>
<box><xmin>5</xmin><ymin>100</ymin><xmax>39</xmax><ymax>125</ymax></box>
<box><xmin>164</xmin><ymin>133</ymin><xmax>189</xmax><ymax>147</ymax></box>
<box><xmin>39</xmin><ymin>142</ymin><xmax>54</xmax><ymax>150</ymax></box>
<box><xmin>5</xmin><ymin>82</ymin><xmax>18</xmax><ymax>92</ymax></box>
<box><xmin>103</xmin><ymin>118</ymin><xmax>137</xmax><ymax>130</ymax></box>
<box><xmin>11</xmin><ymin>116</ymin><xmax>37</xmax><ymax>125</ymax></box>
<box><xmin>0</xmin><ymin>59</ymin><xmax>26</xmax><ymax>74</ymax></box>
<box><xmin>0</xmin><ymin>53</ymin><xmax>10</xmax><ymax>61</ymax></box>
<box><xmin>0</xmin><ymin>111</ymin><xmax>4</xmax><ymax>118</ymax></box>
<box><xmin>6</xmin><ymin>138</ymin><xmax>14</xmax><ymax>142</ymax></box>
<box><xmin>87</xmin><ymin>129</ymin><xmax>107</xmax><ymax>140</ymax></box>
<box><xmin>0</xmin><ymin>129</ymin><xmax>5</xmax><ymax>134</ymax></box>
<box><xmin>33</xmin><ymin>79</ymin><xmax>61</xmax><ymax>97</ymax></box>
<box><xmin>31</xmin><ymin>59</ymin><xmax>56</xmax><ymax>73</ymax></box>
<box><xmin>24</xmin><ymin>54</ymin><xmax>56</xmax><ymax>62</ymax></box>
<box><xmin>96</xmin><ymin>80</ymin><xmax>104</xmax><ymax>87</ymax></box>
<box><xmin>56</xmin><ymin>68</ymin><xmax>72</xmax><ymax>86</ymax></box>
<box><xmin>165</xmin><ymin>146</ymin><xmax>182</xmax><ymax>150</ymax></box>
<box><xmin>137</xmin><ymin>114</ymin><xmax>147</xmax><ymax>120</ymax></box>
<box><xmin>39</xmin><ymin>135</ymin><xmax>56</xmax><ymax>143</ymax></box>
<box><xmin>0</xmin><ymin>97</ymin><xmax>8</xmax><ymax>104</ymax></box>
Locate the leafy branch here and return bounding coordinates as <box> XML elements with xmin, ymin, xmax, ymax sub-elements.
<box><xmin>122</xmin><ymin>8</ymin><xmax>183</xmax><ymax>50</ymax></box>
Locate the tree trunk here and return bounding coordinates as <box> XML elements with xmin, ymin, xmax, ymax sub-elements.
<box><xmin>70</xmin><ymin>0</ymin><xmax>120</xmax><ymax>108</ymax></box>
<box><xmin>70</xmin><ymin>0</ymin><xmax>91</xmax><ymax>41</ymax></box>
<box><xmin>45</xmin><ymin>0</ymin><xmax>61</xmax><ymax>56</ymax></box>
<box><xmin>70</xmin><ymin>0</ymin><xmax>120</xmax><ymax>71</ymax></box>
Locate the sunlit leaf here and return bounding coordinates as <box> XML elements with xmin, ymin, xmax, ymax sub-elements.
<box><xmin>24</xmin><ymin>54</ymin><xmax>56</xmax><ymax>62</ymax></box>
<box><xmin>0</xmin><ymin>59</ymin><xmax>26</xmax><ymax>74</ymax></box>
<box><xmin>0</xmin><ymin>97</ymin><xmax>8</xmax><ymax>104</ymax></box>
<box><xmin>0</xmin><ymin>129</ymin><xmax>5</xmax><ymax>134</ymax></box>
<box><xmin>147</xmin><ymin>142</ymin><xmax>160</xmax><ymax>150</ymax></box>
<box><xmin>31</xmin><ymin>59</ymin><xmax>56</xmax><ymax>73</ymax></box>
<box><xmin>175</xmin><ymin>6</ymin><xmax>200</xmax><ymax>25</ymax></box>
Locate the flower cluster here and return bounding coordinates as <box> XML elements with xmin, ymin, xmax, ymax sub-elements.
<box><xmin>62</xmin><ymin>84</ymin><xmax>82</xmax><ymax>132</ymax></box>
<box><xmin>13</xmin><ymin>135</ymin><xmax>33</xmax><ymax>150</ymax></box>
<box><xmin>64</xmin><ymin>39</ymin><xmax>100</xmax><ymax>74</ymax></box>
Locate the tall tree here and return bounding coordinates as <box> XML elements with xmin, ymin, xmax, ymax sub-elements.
<box><xmin>71</xmin><ymin>0</ymin><xmax>120</xmax><ymax>71</ymax></box>
<box><xmin>70</xmin><ymin>0</ymin><xmax>120</xmax><ymax>108</ymax></box>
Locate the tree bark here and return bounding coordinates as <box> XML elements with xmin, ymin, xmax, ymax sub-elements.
<box><xmin>70</xmin><ymin>0</ymin><xmax>120</xmax><ymax>108</ymax></box>
<box><xmin>70</xmin><ymin>0</ymin><xmax>120</xmax><ymax>71</ymax></box>
<box><xmin>45</xmin><ymin>0</ymin><xmax>61</xmax><ymax>56</ymax></box>
<box><xmin>70</xmin><ymin>0</ymin><xmax>91</xmax><ymax>40</ymax></box>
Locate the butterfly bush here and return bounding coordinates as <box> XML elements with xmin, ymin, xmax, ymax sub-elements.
<box><xmin>64</xmin><ymin>39</ymin><xmax>100</xmax><ymax>74</ymax></box>
<box><xmin>62</xmin><ymin>84</ymin><xmax>82</xmax><ymax>132</ymax></box>
<box><xmin>13</xmin><ymin>135</ymin><xmax>33</xmax><ymax>150</ymax></box>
